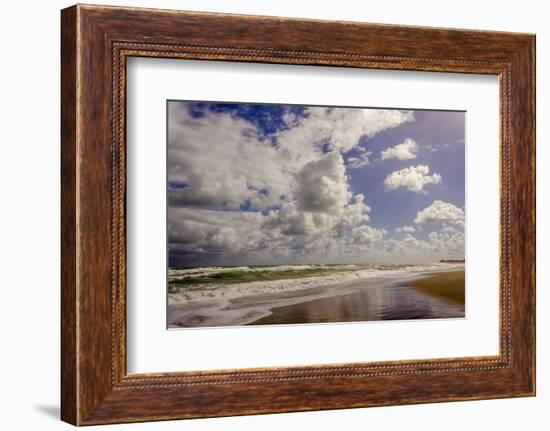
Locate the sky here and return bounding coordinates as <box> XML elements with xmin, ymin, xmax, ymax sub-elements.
<box><xmin>167</xmin><ymin>100</ymin><xmax>465</xmax><ymax>267</ymax></box>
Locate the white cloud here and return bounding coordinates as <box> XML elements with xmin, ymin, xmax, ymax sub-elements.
<box><xmin>297</xmin><ymin>152</ymin><xmax>350</xmax><ymax>214</ymax></box>
<box><xmin>168</xmin><ymin>103</ymin><xmax>294</xmax><ymax>211</ymax></box>
<box><xmin>337</xmin><ymin>194</ymin><xmax>372</xmax><ymax>231</ymax></box>
<box><xmin>426</xmin><ymin>144</ymin><xmax>438</xmax><ymax>153</ymax></box>
<box><xmin>347</xmin><ymin>151</ymin><xmax>372</xmax><ymax>169</ymax></box>
<box><xmin>395</xmin><ymin>225</ymin><xmax>416</xmax><ymax>233</ymax></box>
<box><xmin>169</xmin><ymin>202</ymin><xmax>465</xmax><ymax>265</ymax></box>
<box><xmin>281</xmin><ymin>110</ymin><xmax>301</xmax><ymax>128</ymax></box>
<box><xmin>380</xmin><ymin>204</ymin><xmax>465</xmax><ymax>260</ymax></box>
<box><xmin>381</xmin><ymin>138</ymin><xmax>418</xmax><ymax>161</ymax></box>
<box><xmin>276</xmin><ymin>107</ymin><xmax>414</xmax><ymax>157</ymax></box>
<box><xmin>384</xmin><ymin>165</ymin><xmax>442</xmax><ymax>193</ymax></box>
<box><xmin>427</xmin><ymin>225</ymin><xmax>465</xmax><ymax>255</ymax></box>
<box><xmin>351</xmin><ymin>225</ymin><xmax>387</xmax><ymax>247</ymax></box>
<box><xmin>168</xmin><ymin>207</ymin><xmax>270</xmax><ymax>262</ymax></box>
<box><xmin>168</xmin><ymin>104</ymin><xmax>413</xmax><ymax>213</ymax></box>
<box><xmin>263</xmin><ymin>191</ymin><xmax>371</xmax><ymax>241</ymax></box>
<box><xmin>383</xmin><ymin>226</ymin><xmax>464</xmax><ymax>260</ymax></box>
<box><xmin>264</xmin><ymin>202</ymin><xmax>331</xmax><ymax>237</ymax></box>
<box><xmin>168</xmin><ymin>102</ymin><xmax>464</xmax><ymax>265</ymax></box>
<box><xmin>414</xmin><ymin>200</ymin><xmax>465</xmax><ymax>225</ymax></box>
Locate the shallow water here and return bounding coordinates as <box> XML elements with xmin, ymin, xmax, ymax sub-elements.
<box><xmin>251</xmin><ymin>282</ymin><xmax>464</xmax><ymax>325</ymax></box>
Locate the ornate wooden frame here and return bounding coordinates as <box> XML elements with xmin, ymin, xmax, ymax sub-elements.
<box><xmin>61</xmin><ymin>4</ymin><xmax>536</xmax><ymax>425</ymax></box>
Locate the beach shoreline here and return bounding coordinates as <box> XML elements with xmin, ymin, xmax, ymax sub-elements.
<box><xmin>167</xmin><ymin>264</ymin><xmax>465</xmax><ymax>328</ymax></box>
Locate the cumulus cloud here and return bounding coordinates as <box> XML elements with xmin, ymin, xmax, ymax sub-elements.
<box><xmin>167</xmin><ymin>101</ymin><xmax>465</xmax><ymax>265</ymax></box>
<box><xmin>168</xmin><ymin>103</ymin><xmax>413</xmax><ymax>213</ymax></box>
<box><xmin>383</xmin><ymin>226</ymin><xmax>464</xmax><ymax>260</ymax></box>
<box><xmin>263</xmin><ymin>191</ymin><xmax>371</xmax><ymax>240</ymax></box>
<box><xmin>263</xmin><ymin>202</ymin><xmax>331</xmax><ymax>237</ymax></box>
<box><xmin>381</xmin><ymin>138</ymin><xmax>418</xmax><ymax>161</ymax></box>
<box><xmin>168</xmin><ymin>207</ymin><xmax>269</xmax><ymax>263</ymax></box>
<box><xmin>168</xmin><ymin>103</ymin><xmax>293</xmax><ymax>211</ymax></box>
<box><xmin>297</xmin><ymin>152</ymin><xmax>350</xmax><ymax>214</ymax></box>
<box><xmin>380</xmin><ymin>203</ymin><xmax>465</xmax><ymax>260</ymax></box>
<box><xmin>337</xmin><ymin>194</ymin><xmax>372</xmax><ymax>231</ymax></box>
<box><xmin>351</xmin><ymin>225</ymin><xmax>387</xmax><ymax>247</ymax></box>
<box><xmin>427</xmin><ymin>225</ymin><xmax>465</xmax><ymax>255</ymax></box>
<box><xmin>384</xmin><ymin>165</ymin><xmax>442</xmax><ymax>193</ymax></box>
<box><xmin>276</xmin><ymin>107</ymin><xmax>414</xmax><ymax>157</ymax></box>
<box><xmin>414</xmin><ymin>200</ymin><xmax>465</xmax><ymax>226</ymax></box>
<box><xmin>395</xmin><ymin>225</ymin><xmax>416</xmax><ymax>233</ymax></box>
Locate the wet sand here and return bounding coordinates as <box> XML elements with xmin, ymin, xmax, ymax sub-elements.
<box><xmin>251</xmin><ymin>270</ymin><xmax>465</xmax><ymax>325</ymax></box>
<box><xmin>409</xmin><ymin>270</ymin><xmax>465</xmax><ymax>305</ymax></box>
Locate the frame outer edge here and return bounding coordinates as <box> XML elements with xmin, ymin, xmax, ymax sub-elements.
<box><xmin>504</xmin><ymin>35</ymin><xmax>536</xmax><ymax>396</ymax></box>
<box><xmin>521</xmin><ymin>34</ymin><xmax>536</xmax><ymax>395</ymax></box>
<box><xmin>61</xmin><ymin>5</ymin><xmax>79</xmax><ymax>426</ymax></box>
<box><xmin>531</xmin><ymin>34</ymin><xmax>536</xmax><ymax>396</ymax></box>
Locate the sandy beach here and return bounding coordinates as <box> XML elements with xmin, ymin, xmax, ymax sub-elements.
<box><xmin>167</xmin><ymin>264</ymin><xmax>465</xmax><ymax>328</ymax></box>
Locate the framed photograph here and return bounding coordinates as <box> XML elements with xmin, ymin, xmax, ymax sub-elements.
<box><xmin>165</xmin><ymin>100</ymin><xmax>467</xmax><ymax>329</ymax></box>
<box><xmin>61</xmin><ymin>4</ymin><xmax>535</xmax><ymax>425</ymax></box>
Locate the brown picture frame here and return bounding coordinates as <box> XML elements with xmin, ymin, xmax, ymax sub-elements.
<box><xmin>61</xmin><ymin>4</ymin><xmax>536</xmax><ymax>426</ymax></box>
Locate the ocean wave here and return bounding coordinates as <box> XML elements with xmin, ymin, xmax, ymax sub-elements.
<box><xmin>168</xmin><ymin>263</ymin><xmax>463</xmax><ymax>305</ymax></box>
<box><xmin>168</xmin><ymin>264</ymin><xmax>359</xmax><ymax>278</ymax></box>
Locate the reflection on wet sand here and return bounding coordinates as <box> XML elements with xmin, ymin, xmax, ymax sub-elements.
<box><xmin>252</xmin><ymin>279</ymin><xmax>464</xmax><ymax>325</ymax></box>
